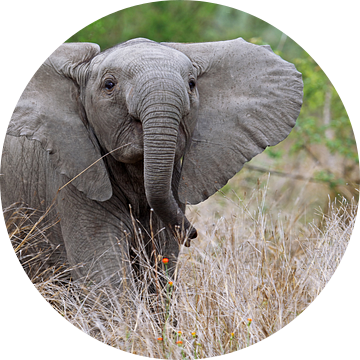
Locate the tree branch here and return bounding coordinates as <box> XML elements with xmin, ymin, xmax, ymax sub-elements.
<box><xmin>245</xmin><ymin>164</ymin><xmax>328</xmax><ymax>184</ymax></box>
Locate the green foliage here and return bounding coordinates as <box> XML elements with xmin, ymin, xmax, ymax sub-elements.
<box><xmin>67</xmin><ymin>1</ymin><xmax>219</xmax><ymax>48</ymax></box>
<box><xmin>264</xmin><ymin>147</ymin><xmax>284</xmax><ymax>159</ymax></box>
<box><xmin>314</xmin><ymin>170</ymin><xmax>345</xmax><ymax>189</ymax></box>
<box><xmin>290</xmin><ymin>53</ymin><xmax>358</xmax><ymax>164</ymax></box>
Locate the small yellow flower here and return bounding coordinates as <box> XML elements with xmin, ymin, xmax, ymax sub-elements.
<box><xmin>231</xmin><ymin>332</ymin><xmax>235</xmax><ymax>337</ymax></box>
<box><xmin>168</xmin><ymin>281</ymin><xmax>173</xmax><ymax>286</ymax></box>
<box><xmin>178</xmin><ymin>331</ymin><xmax>182</xmax><ymax>335</ymax></box>
<box><xmin>247</xmin><ymin>318</ymin><xmax>252</xmax><ymax>322</ymax></box>
<box><xmin>176</xmin><ymin>340</ymin><xmax>183</xmax><ymax>345</ymax></box>
<box><xmin>157</xmin><ymin>337</ymin><xmax>163</xmax><ymax>341</ymax></box>
<box><xmin>191</xmin><ymin>332</ymin><xmax>196</xmax><ymax>337</ymax></box>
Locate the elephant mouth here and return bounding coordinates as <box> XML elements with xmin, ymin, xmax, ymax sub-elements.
<box><xmin>110</xmin><ymin>116</ymin><xmax>144</xmax><ymax>163</ymax></box>
<box><xmin>132</xmin><ymin>115</ymin><xmax>142</xmax><ymax>127</ymax></box>
<box><xmin>131</xmin><ymin>116</ymin><xmax>144</xmax><ymax>150</ymax></box>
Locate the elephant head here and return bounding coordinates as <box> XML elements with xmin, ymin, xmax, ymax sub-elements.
<box><xmin>8</xmin><ymin>38</ymin><xmax>303</xmax><ymax>244</ymax></box>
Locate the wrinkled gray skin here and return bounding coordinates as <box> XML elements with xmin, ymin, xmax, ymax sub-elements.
<box><xmin>1</xmin><ymin>38</ymin><xmax>303</xmax><ymax>287</ymax></box>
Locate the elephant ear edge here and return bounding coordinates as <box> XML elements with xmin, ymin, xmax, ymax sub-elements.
<box><xmin>7</xmin><ymin>43</ymin><xmax>113</xmax><ymax>201</ymax></box>
<box><xmin>163</xmin><ymin>38</ymin><xmax>303</xmax><ymax>205</ymax></box>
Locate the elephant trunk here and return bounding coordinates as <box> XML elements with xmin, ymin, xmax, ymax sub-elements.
<box><xmin>139</xmin><ymin>85</ymin><xmax>197</xmax><ymax>244</ymax></box>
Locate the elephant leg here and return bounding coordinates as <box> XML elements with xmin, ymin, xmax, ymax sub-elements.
<box><xmin>56</xmin><ymin>181</ymin><xmax>133</xmax><ymax>290</ymax></box>
<box><xmin>1</xmin><ymin>136</ymin><xmax>67</xmax><ymax>270</ymax></box>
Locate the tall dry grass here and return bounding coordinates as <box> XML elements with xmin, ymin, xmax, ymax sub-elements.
<box><xmin>6</xmin><ymin>176</ymin><xmax>357</xmax><ymax>358</ymax></box>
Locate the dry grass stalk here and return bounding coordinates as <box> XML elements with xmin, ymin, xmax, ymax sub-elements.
<box><xmin>6</xmin><ymin>181</ymin><xmax>357</xmax><ymax>358</ymax></box>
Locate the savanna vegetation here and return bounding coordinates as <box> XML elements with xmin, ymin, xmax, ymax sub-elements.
<box><xmin>7</xmin><ymin>1</ymin><xmax>358</xmax><ymax>358</ymax></box>
<box><xmin>7</xmin><ymin>179</ymin><xmax>356</xmax><ymax>357</ymax></box>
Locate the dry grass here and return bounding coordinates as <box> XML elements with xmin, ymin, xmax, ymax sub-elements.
<box><xmin>6</xmin><ymin>177</ymin><xmax>357</xmax><ymax>358</ymax></box>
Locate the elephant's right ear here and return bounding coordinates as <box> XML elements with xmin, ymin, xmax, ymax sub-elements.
<box><xmin>163</xmin><ymin>38</ymin><xmax>303</xmax><ymax>205</ymax></box>
<box><xmin>7</xmin><ymin>43</ymin><xmax>112</xmax><ymax>201</ymax></box>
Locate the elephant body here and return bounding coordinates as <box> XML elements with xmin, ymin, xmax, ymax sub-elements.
<box><xmin>1</xmin><ymin>38</ymin><xmax>303</xmax><ymax>287</ymax></box>
<box><xmin>2</xmin><ymin>135</ymin><xmax>181</xmax><ymax>286</ymax></box>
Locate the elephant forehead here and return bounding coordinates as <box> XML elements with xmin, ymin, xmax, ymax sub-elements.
<box><xmin>99</xmin><ymin>41</ymin><xmax>192</xmax><ymax>77</ymax></box>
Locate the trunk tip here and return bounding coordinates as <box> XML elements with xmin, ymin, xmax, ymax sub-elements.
<box><xmin>178</xmin><ymin>225</ymin><xmax>197</xmax><ymax>247</ymax></box>
<box><xmin>188</xmin><ymin>227</ymin><xmax>197</xmax><ymax>239</ymax></box>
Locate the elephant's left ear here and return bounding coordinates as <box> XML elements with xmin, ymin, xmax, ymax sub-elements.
<box><xmin>8</xmin><ymin>43</ymin><xmax>113</xmax><ymax>201</ymax></box>
<box><xmin>163</xmin><ymin>38</ymin><xmax>303</xmax><ymax>205</ymax></box>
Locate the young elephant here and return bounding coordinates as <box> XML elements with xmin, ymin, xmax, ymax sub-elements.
<box><xmin>1</xmin><ymin>38</ymin><xmax>303</xmax><ymax>287</ymax></box>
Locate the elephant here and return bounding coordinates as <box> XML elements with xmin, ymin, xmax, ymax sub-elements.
<box><xmin>1</xmin><ymin>38</ymin><xmax>303</xmax><ymax>288</ymax></box>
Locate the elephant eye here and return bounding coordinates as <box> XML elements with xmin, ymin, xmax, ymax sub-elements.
<box><xmin>104</xmin><ymin>79</ymin><xmax>116</xmax><ymax>90</ymax></box>
<box><xmin>189</xmin><ymin>80</ymin><xmax>196</xmax><ymax>91</ymax></box>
